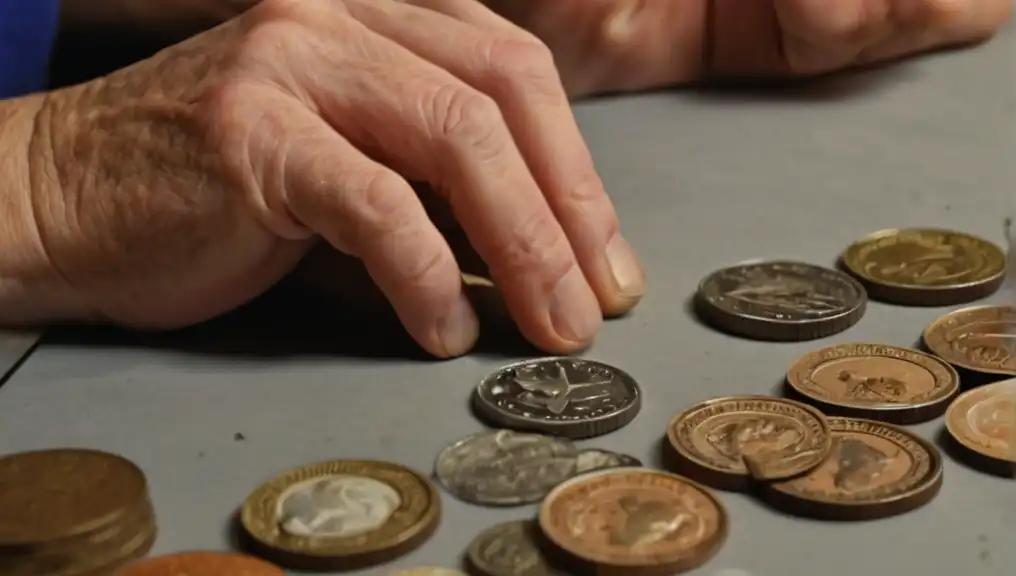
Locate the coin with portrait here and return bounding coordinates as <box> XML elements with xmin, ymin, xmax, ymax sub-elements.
<box><xmin>465</xmin><ymin>520</ymin><xmax>562</xmax><ymax>576</ymax></box>
<box><xmin>923</xmin><ymin>305</ymin><xmax>1016</xmax><ymax>376</ymax></box>
<box><xmin>667</xmin><ymin>396</ymin><xmax>832</xmax><ymax>490</ymax></box>
<box><xmin>695</xmin><ymin>260</ymin><xmax>867</xmax><ymax>341</ymax></box>
<box><xmin>538</xmin><ymin>468</ymin><xmax>727</xmax><ymax>575</ymax></box>
<box><xmin>761</xmin><ymin>418</ymin><xmax>943</xmax><ymax>520</ymax></box>
<box><xmin>945</xmin><ymin>377</ymin><xmax>1016</xmax><ymax>464</ymax></box>
<box><xmin>240</xmin><ymin>460</ymin><xmax>439</xmax><ymax>570</ymax></box>
<box><xmin>841</xmin><ymin>228</ymin><xmax>1006</xmax><ymax>305</ymax></box>
<box><xmin>786</xmin><ymin>343</ymin><xmax>959</xmax><ymax>424</ymax></box>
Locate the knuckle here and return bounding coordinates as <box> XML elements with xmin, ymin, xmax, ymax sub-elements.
<box><xmin>483</xmin><ymin>35</ymin><xmax>563</xmax><ymax>101</ymax></box>
<box><xmin>352</xmin><ymin>169</ymin><xmax>417</xmax><ymax>233</ymax></box>
<box><xmin>431</xmin><ymin>85</ymin><xmax>506</xmax><ymax>152</ymax></box>
<box><xmin>251</xmin><ymin>0</ymin><xmax>320</xmax><ymax>25</ymax></box>
<box><xmin>495</xmin><ymin>210</ymin><xmax>572</xmax><ymax>280</ymax></box>
<box><xmin>392</xmin><ymin>238</ymin><xmax>453</xmax><ymax>294</ymax></box>
<box><xmin>567</xmin><ymin>173</ymin><xmax>620</xmax><ymax>237</ymax></box>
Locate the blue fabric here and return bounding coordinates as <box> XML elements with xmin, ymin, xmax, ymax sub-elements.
<box><xmin>0</xmin><ymin>0</ymin><xmax>61</xmax><ymax>98</ymax></box>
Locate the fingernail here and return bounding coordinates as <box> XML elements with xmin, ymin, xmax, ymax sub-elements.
<box><xmin>437</xmin><ymin>295</ymin><xmax>479</xmax><ymax>357</ymax></box>
<box><xmin>606</xmin><ymin>234</ymin><xmax>646</xmax><ymax>299</ymax></box>
<box><xmin>550</xmin><ymin>266</ymin><xmax>602</xmax><ymax>343</ymax></box>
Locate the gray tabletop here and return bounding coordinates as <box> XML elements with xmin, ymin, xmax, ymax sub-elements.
<box><xmin>1</xmin><ymin>25</ymin><xmax>1015</xmax><ymax>576</ymax></box>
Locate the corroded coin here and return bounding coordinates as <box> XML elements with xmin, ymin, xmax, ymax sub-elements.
<box><xmin>841</xmin><ymin>228</ymin><xmax>1006</xmax><ymax>305</ymax></box>
<box><xmin>923</xmin><ymin>305</ymin><xmax>1016</xmax><ymax>376</ymax></box>
<box><xmin>695</xmin><ymin>261</ymin><xmax>867</xmax><ymax>341</ymax></box>
<box><xmin>240</xmin><ymin>459</ymin><xmax>439</xmax><ymax>570</ymax></box>
<box><xmin>762</xmin><ymin>417</ymin><xmax>943</xmax><ymax>520</ymax></box>
<box><xmin>666</xmin><ymin>396</ymin><xmax>832</xmax><ymax>490</ymax></box>
<box><xmin>945</xmin><ymin>378</ymin><xmax>1016</xmax><ymax>464</ymax></box>
<box><xmin>466</xmin><ymin>521</ymin><xmax>562</xmax><ymax>576</ymax></box>
<box><xmin>120</xmin><ymin>552</ymin><xmax>285</xmax><ymax>576</ymax></box>
<box><xmin>786</xmin><ymin>343</ymin><xmax>960</xmax><ymax>424</ymax></box>
<box><xmin>473</xmin><ymin>358</ymin><xmax>642</xmax><ymax>439</ymax></box>
<box><xmin>538</xmin><ymin>468</ymin><xmax>727</xmax><ymax>575</ymax></box>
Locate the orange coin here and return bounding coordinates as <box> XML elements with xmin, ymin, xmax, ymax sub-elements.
<box><xmin>119</xmin><ymin>551</ymin><xmax>285</xmax><ymax>576</ymax></box>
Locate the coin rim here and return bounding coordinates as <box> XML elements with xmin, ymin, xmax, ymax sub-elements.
<box><xmin>785</xmin><ymin>342</ymin><xmax>960</xmax><ymax>423</ymax></box>
<box><xmin>944</xmin><ymin>378</ymin><xmax>1016</xmax><ymax>463</ymax></box>
<box><xmin>472</xmin><ymin>357</ymin><xmax>642</xmax><ymax>439</ymax></box>
<box><xmin>537</xmin><ymin>467</ymin><xmax>727</xmax><ymax>570</ymax></box>
<box><xmin>120</xmin><ymin>551</ymin><xmax>285</xmax><ymax>576</ymax></box>
<box><xmin>666</xmin><ymin>395</ymin><xmax>833</xmax><ymax>483</ymax></box>
<box><xmin>922</xmin><ymin>304</ymin><xmax>1016</xmax><ymax>376</ymax></box>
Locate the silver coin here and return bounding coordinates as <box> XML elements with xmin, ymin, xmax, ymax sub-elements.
<box><xmin>466</xmin><ymin>520</ymin><xmax>563</xmax><ymax>576</ymax></box>
<box><xmin>573</xmin><ymin>448</ymin><xmax>642</xmax><ymax>474</ymax></box>
<box><xmin>473</xmin><ymin>358</ymin><xmax>642</xmax><ymax>439</ymax></box>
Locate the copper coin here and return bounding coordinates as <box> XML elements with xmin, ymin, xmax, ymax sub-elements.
<box><xmin>119</xmin><ymin>552</ymin><xmax>284</xmax><ymax>575</ymax></box>
<box><xmin>841</xmin><ymin>228</ymin><xmax>1006</xmax><ymax>306</ymax></box>
<box><xmin>923</xmin><ymin>305</ymin><xmax>1016</xmax><ymax>376</ymax></box>
<box><xmin>666</xmin><ymin>396</ymin><xmax>832</xmax><ymax>490</ymax></box>
<box><xmin>785</xmin><ymin>343</ymin><xmax>960</xmax><ymax>424</ymax></box>
<box><xmin>945</xmin><ymin>377</ymin><xmax>1016</xmax><ymax>464</ymax></box>
<box><xmin>538</xmin><ymin>468</ymin><xmax>726</xmax><ymax>575</ymax></box>
<box><xmin>0</xmin><ymin>449</ymin><xmax>149</xmax><ymax>546</ymax></box>
<box><xmin>761</xmin><ymin>417</ymin><xmax>943</xmax><ymax>520</ymax></box>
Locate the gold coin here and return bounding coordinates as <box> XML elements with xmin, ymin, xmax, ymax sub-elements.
<box><xmin>240</xmin><ymin>459</ymin><xmax>439</xmax><ymax>570</ymax></box>
<box><xmin>945</xmin><ymin>378</ymin><xmax>1016</xmax><ymax>464</ymax></box>
<box><xmin>923</xmin><ymin>305</ymin><xmax>1016</xmax><ymax>376</ymax></box>
<box><xmin>841</xmin><ymin>228</ymin><xmax>1006</xmax><ymax>305</ymax></box>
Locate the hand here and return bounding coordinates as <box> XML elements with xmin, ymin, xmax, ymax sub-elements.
<box><xmin>484</xmin><ymin>0</ymin><xmax>1012</xmax><ymax>96</ymax></box>
<box><xmin>26</xmin><ymin>0</ymin><xmax>646</xmax><ymax>358</ymax></box>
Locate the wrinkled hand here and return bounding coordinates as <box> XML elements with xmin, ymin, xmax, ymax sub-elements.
<box><xmin>28</xmin><ymin>0</ymin><xmax>646</xmax><ymax>358</ymax></box>
<box><xmin>485</xmin><ymin>0</ymin><xmax>1012</xmax><ymax>96</ymax></box>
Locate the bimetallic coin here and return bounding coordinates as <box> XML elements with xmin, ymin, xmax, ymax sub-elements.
<box><xmin>923</xmin><ymin>305</ymin><xmax>1016</xmax><ymax>376</ymax></box>
<box><xmin>538</xmin><ymin>468</ymin><xmax>727</xmax><ymax>575</ymax></box>
<box><xmin>762</xmin><ymin>417</ymin><xmax>943</xmax><ymax>520</ymax></box>
<box><xmin>465</xmin><ymin>521</ymin><xmax>562</xmax><ymax>576</ymax></box>
<box><xmin>695</xmin><ymin>261</ymin><xmax>867</xmax><ymax>341</ymax></box>
<box><xmin>945</xmin><ymin>378</ymin><xmax>1016</xmax><ymax>464</ymax></box>
<box><xmin>667</xmin><ymin>396</ymin><xmax>832</xmax><ymax>490</ymax></box>
<box><xmin>786</xmin><ymin>343</ymin><xmax>960</xmax><ymax>424</ymax></box>
<box><xmin>120</xmin><ymin>552</ymin><xmax>285</xmax><ymax>576</ymax></box>
<box><xmin>473</xmin><ymin>358</ymin><xmax>642</xmax><ymax>439</ymax></box>
<box><xmin>841</xmin><ymin>228</ymin><xmax>1006</xmax><ymax>306</ymax></box>
<box><xmin>240</xmin><ymin>460</ymin><xmax>439</xmax><ymax>570</ymax></box>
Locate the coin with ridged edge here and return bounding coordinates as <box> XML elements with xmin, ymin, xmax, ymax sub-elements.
<box><xmin>473</xmin><ymin>358</ymin><xmax>642</xmax><ymax>439</ymax></box>
<box><xmin>120</xmin><ymin>552</ymin><xmax>285</xmax><ymax>576</ymax></box>
<box><xmin>465</xmin><ymin>520</ymin><xmax>563</xmax><ymax>576</ymax></box>
<box><xmin>785</xmin><ymin>343</ymin><xmax>960</xmax><ymax>424</ymax></box>
<box><xmin>240</xmin><ymin>459</ymin><xmax>439</xmax><ymax>571</ymax></box>
<box><xmin>923</xmin><ymin>305</ymin><xmax>1016</xmax><ymax>376</ymax></box>
<box><xmin>760</xmin><ymin>417</ymin><xmax>943</xmax><ymax>520</ymax></box>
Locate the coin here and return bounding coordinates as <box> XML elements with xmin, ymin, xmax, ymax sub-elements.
<box><xmin>785</xmin><ymin>343</ymin><xmax>960</xmax><ymax>424</ymax></box>
<box><xmin>695</xmin><ymin>261</ymin><xmax>867</xmax><ymax>341</ymax></box>
<box><xmin>119</xmin><ymin>552</ymin><xmax>285</xmax><ymax>575</ymax></box>
<box><xmin>945</xmin><ymin>377</ymin><xmax>1016</xmax><ymax>464</ymax></box>
<box><xmin>240</xmin><ymin>459</ymin><xmax>439</xmax><ymax>570</ymax></box>
<box><xmin>761</xmin><ymin>417</ymin><xmax>943</xmax><ymax>520</ymax></box>
<box><xmin>465</xmin><ymin>520</ymin><xmax>562</xmax><ymax>576</ymax></box>
<box><xmin>388</xmin><ymin>569</ymin><xmax>468</xmax><ymax>576</ymax></box>
<box><xmin>923</xmin><ymin>305</ymin><xmax>1016</xmax><ymax>375</ymax></box>
<box><xmin>841</xmin><ymin>228</ymin><xmax>1006</xmax><ymax>306</ymax></box>
<box><xmin>538</xmin><ymin>468</ymin><xmax>727</xmax><ymax>575</ymax></box>
<box><xmin>574</xmin><ymin>449</ymin><xmax>642</xmax><ymax>474</ymax></box>
<box><xmin>473</xmin><ymin>358</ymin><xmax>642</xmax><ymax>439</ymax></box>
<box><xmin>666</xmin><ymin>396</ymin><xmax>832</xmax><ymax>490</ymax></box>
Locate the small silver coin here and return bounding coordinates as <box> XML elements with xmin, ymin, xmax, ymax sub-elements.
<box><xmin>573</xmin><ymin>448</ymin><xmax>642</xmax><ymax>474</ymax></box>
<box><xmin>465</xmin><ymin>520</ymin><xmax>563</xmax><ymax>576</ymax></box>
<box><xmin>695</xmin><ymin>260</ymin><xmax>867</xmax><ymax>341</ymax></box>
<box><xmin>473</xmin><ymin>358</ymin><xmax>642</xmax><ymax>439</ymax></box>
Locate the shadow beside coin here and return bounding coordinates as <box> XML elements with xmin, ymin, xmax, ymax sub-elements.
<box><xmin>934</xmin><ymin>427</ymin><xmax>1014</xmax><ymax>479</ymax></box>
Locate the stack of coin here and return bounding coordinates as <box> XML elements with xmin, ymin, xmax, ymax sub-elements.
<box><xmin>0</xmin><ymin>448</ymin><xmax>157</xmax><ymax>576</ymax></box>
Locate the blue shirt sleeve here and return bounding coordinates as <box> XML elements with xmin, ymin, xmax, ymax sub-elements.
<box><xmin>0</xmin><ymin>0</ymin><xmax>62</xmax><ymax>98</ymax></box>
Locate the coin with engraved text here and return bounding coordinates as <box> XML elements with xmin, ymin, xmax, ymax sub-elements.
<box><xmin>923</xmin><ymin>305</ymin><xmax>1016</xmax><ymax>376</ymax></box>
<box><xmin>695</xmin><ymin>261</ymin><xmax>867</xmax><ymax>341</ymax></box>
<box><xmin>473</xmin><ymin>358</ymin><xmax>642</xmax><ymax>439</ymax></box>
<box><xmin>465</xmin><ymin>520</ymin><xmax>563</xmax><ymax>576</ymax></box>
<box><xmin>945</xmin><ymin>378</ymin><xmax>1016</xmax><ymax>466</ymax></box>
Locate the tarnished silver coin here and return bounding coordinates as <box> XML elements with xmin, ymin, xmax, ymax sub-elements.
<box><xmin>466</xmin><ymin>520</ymin><xmax>563</xmax><ymax>576</ymax></box>
<box><xmin>473</xmin><ymin>358</ymin><xmax>642</xmax><ymax>439</ymax></box>
<box><xmin>574</xmin><ymin>449</ymin><xmax>642</xmax><ymax>474</ymax></box>
<box><xmin>695</xmin><ymin>260</ymin><xmax>867</xmax><ymax>341</ymax></box>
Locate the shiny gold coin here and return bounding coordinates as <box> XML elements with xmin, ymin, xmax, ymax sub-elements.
<box><xmin>923</xmin><ymin>305</ymin><xmax>1016</xmax><ymax>376</ymax></box>
<box><xmin>945</xmin><ymin>378</ymin><xmax>1016</xmax><ymax>465</ymax></box>
<box><xmin>841</xmin><ymin>228</ymin><xmax>1006</xmax><ymax>306</ymax></box>
<box><xmin>241</xmin><ymin>459</ymin><xmax>440</xmax><ymax>571</ymax></box>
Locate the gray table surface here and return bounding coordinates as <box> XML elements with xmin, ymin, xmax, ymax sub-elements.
<box><xmin>2</xmin><ymin>24</ymin><xmax>1015</xmax><ymax>576</ymax></box>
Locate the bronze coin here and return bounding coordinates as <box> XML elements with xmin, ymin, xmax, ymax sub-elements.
<box><xmin>923</xmin><ymin>305</ymin><xmax>1016</xmax><ymax>376</ymax></box>
<box><xmin>538</xmin><ymin>468</ymin><xmax>726</xmax><ymax>576</ymax></box>
<box><xmin>841</xmin><ymin>228</ymin><xmax>1006</xmax><ymax>306</ymax></box>
<box><xmin>666</xmin><ymin>396</ymin><xmax>832</xmax><ymax>490</ymax></box>
<box><xmin>465</xmin><ymin>520</ymin><xmax>563</xmax><ymax>576</ymax></box>
<box><xmin>945</xmin><ymin>378</ymin><xmax>1016</xmax><ymax>464</ymax></box>
<box><xmin>785</xmin><ymin>343</ymin><xmax>960</xmax><ymax>424</ymax></box>
<box><xmin>761</xmin><ymin>417</ymin><xmax>943</xmax><ymax>521</ymax></box>
<box><xmin>119</xmin><ymin>552</ymin><xmax>284</xmax><ymax>576</ymax></box>
<box><xmin>0</xmin><ymin>449</ymin><xmax>149</xmax><ymax>546</ymax></box>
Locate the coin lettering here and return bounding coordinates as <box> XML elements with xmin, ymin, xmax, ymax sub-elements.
<box><xmin>924</xmin><ymin>305</ymin><xmax>1016</xmax><ymax>375</ymax></box>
